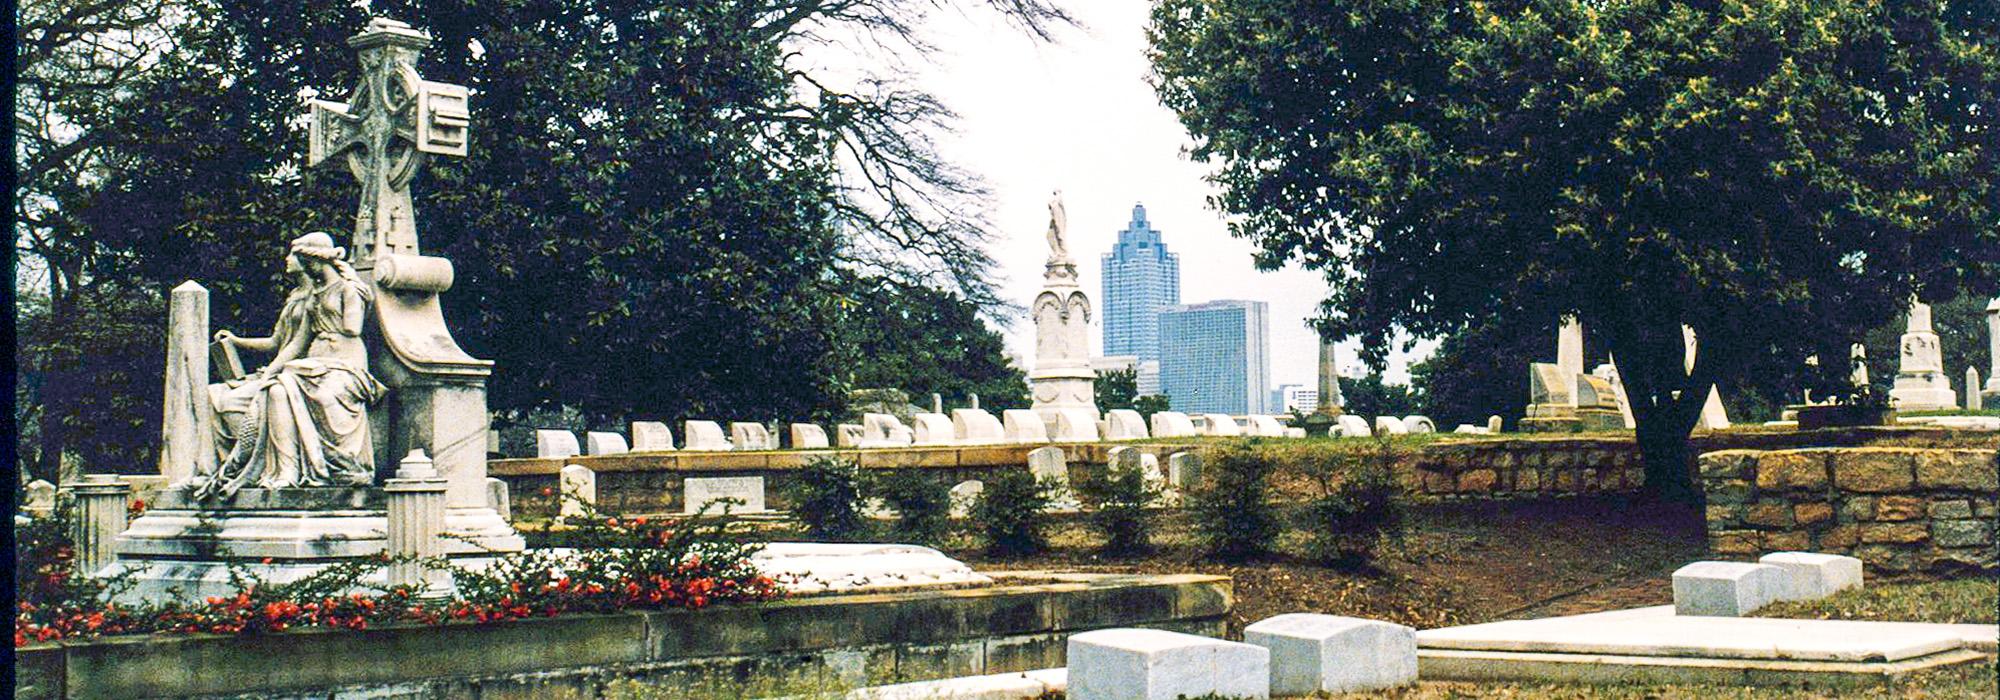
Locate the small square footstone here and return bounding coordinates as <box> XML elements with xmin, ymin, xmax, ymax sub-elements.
<box><xmin>1243</xmin><ymin>613</ymin><xmax>1417</xmax><ymax>695</ymax></box>
<box><xmin>1067</xmin><ymin>628</ymin><xmax>1270</xmax><ymax>700</ymax></box>
<box><xmin>1673</xmin><ymin>561</ymin><xmax>1783</xmax><ymax>617</ymax></box>
<box><xmin>1759</xmin><ymin>552</ymin><xmax>1864</xmax><ymax>602</ymax></box>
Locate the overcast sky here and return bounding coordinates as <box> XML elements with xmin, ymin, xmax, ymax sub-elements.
<box><xmin>895</xmin><ymin>1</ymin><xmax>1436</xmax><ymax>387</ymax></box>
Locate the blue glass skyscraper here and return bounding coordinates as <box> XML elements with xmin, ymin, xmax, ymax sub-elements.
<box><xmin>1101</xmin><ymin>204</ymin><xmax>1181</xmax><ymax>364</ymax></box>
<box><xmin>1158</xmin><ymin>300</ymin><xmax>1271</xmax><ymax>414</ymax></box>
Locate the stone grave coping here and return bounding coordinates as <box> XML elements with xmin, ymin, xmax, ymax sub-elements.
<box><xmin>14</xmin><ymin>572</ymin><xmax>1232</xmax><ymax>700</ymax></box>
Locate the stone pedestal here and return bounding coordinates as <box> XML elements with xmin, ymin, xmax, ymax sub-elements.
<box><xmin>1888</xmin><ymin>301</ymin><xmax>1957</xmax><ymax>411</ymax></box>
<box><xmin>385</xmin><ymin>450</ymin><xmax>452</xmax><ymax>595</ymax></box>
<box><xmin>1030</xmin><ymin>240</ymin><xmax>1097</xmax><ymax>428</ymax></box>
<box><xmin>66</xmin><ymin>475</ymin><xmax>132</xmax><ymax>577</ymax></box>
<box><xmin>106</xmin><ymin>488</ymin><xmax>392</xmax><ymax>602</ymax></box>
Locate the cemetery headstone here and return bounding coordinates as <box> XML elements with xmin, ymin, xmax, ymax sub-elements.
<box><xmin>1246</xmin><ymin>415</ymin><xmax>1286</xmax><ymax>437</ymax></box>
<box><xmin>950</xmin><ymin>409</ymin><xmax>1006</xmax><ymax>444</ymax></box>
<box><xmin>1106</xmin><ymin>409</ymin><xmax>1150</xmax><ymax>440</ymax></box>
<box><xmin>558</xmin><ymin>464</ymin><xmax>596</xmax><ymax>519</ymax></box>
<box><xmin>1986</xmin><ymin>298</ymin><xmax>2000</xmax><ymax>401</ymax></box>
<box><xmin>948</xmin><ymin>480</ymin><xmax>984</xmax><ymax>518</ymax></box>
<box><xmin>1197</xmin><ymin>413</ymin><xmax>1241</xmax><ymax>437</ymax></box>
<box><xmin>684</xmin><ymin>476</ymin><xmax>766</xmax><ymax>514</ymax></box>
<box><xmin>790</xmin><ymin>423</ymin><xmax>830</xmax><ymax>449</ymax></box>
<box><xmin>585</xmin><ymin>431</ymin><xmax>629</xmax><ymax>455</ymax></box>
<box><xmin>1005</xmin><ymin>409</ymin><xmax>1052</xmax><ymax>443</ymax></box>
<box><xmin>1336</xmin><ymin>415</ymin><xmax>1372</xmax><ymax>437</ymax></box>
<box><xmin>1054</xmin><ymin>409</ymin><xmax>1102</xmax><ymax>441</ymax></box>
<box><xmin>1150</xmin><ymin>411</ymin><xmax>1197</xmax><ymax>438</ymax></box>
<box><xmin>160</xmin><ymin>281</ymin><xmax>215</xmax><ymax>487</ymax></box>
<box><xmin>23</xmin><ymin>479</ymin><xmax>56</xmax><ymax>518</ymax></box>
<box><xmin>536</xmin><ymin>430</ymin><xmax>580</xmax><ymax>459</ymax></box>
<box><xmin>911</xmin><ymin>413</ymin><xmax>957</xmax><ymax>446</ymax></box>
<box><xmin>485</xmin><ymin>477</ymin><xmax>511</xmax><ymax>521</ymax></box>
<box><xmin>631</xmin><ymin>421</ymin><xmax>676</xmax><ymax>451</ymax></box>
<box><xmin>1243</xmin><ymin>613</ymin><xmax>1417</xmax><ymax>695</ymax></box>
<box><xmin>1399</xmin><ymin>416</ymin><xmax>1436</xmax><ymax>434</ymax></box>
<box><xmin>1487</xmin><ymin>415</ymin><xmax>1503</xmax><ymax>433</ymax></box>
<box><xmin>1889</xmin><ymin>300</ymin><xmax>1959</xmax><ymax>410</ymax></box>
<box><xmin>1967</xmin><ymin>369</ymin><xmax>1983</xmax><ymax>411</ymax></box>
<box><xmin>835</xmin><ymin>424</ymin><xmax>865</xmax><ymax>448</ymax></box>
<box><xmin>729</xmin><ymin>422</ymin><xmax>772</xmax><ymax>451</ymax></box>
<box><xmin>1167</xmin><ymin>452</ymin><xmax>1201</xmax><ymax>491</ymax></box>
<box><xmin>683</xmin><ymin>421</ymin><xmax>731</xmax><ymax>451</ymax></box>
<box><xmin>1028</xmin><ymin>446</ymin><xmax>1069</xmax><ymax>484</ymax></box>
<box><xmin>1373</xmin><ymin>417</ymin><xmax>1408</xmax><ymax>435</ymax></box>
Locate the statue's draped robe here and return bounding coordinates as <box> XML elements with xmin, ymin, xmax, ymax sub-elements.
<box><xmin>196</xmin><ymin>279</ymin><xmax>385</xmax><ymax>499</ymax></box>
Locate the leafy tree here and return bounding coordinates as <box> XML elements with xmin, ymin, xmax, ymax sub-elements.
<box><xmin>1151</xmin><ymin>0</ymin><xmax>2000</xmax><ymax>499</ymax></box>
<box><xmin>1337</xmin><ymin>373</ymin><xmax>1422</xmax><ymax>420</ymax></box>
<box><xmin>835</xmin><ymin>281</ymin><xmax>1028</xmax><ymax>417</ymax></box>
<box><xmin>1094</xmin><ymin>366</ymin><xmax>1140</xmax><ymax>411</ymax></box>
<box><xmin>1132</xmin><ymin>394</ymin><xmax>1172</xmax><ymax>420</ymax></box>
<box><xmin>17</xmin><ymin>0</ymin><xmax>1070</xmax><ymax>466</ymax></box>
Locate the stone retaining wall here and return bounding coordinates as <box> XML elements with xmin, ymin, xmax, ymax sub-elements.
<box><xmin>1409</xmin><ymin>438</ymin><xmax>1646</xmax><ymax>498</ymax></box>
<box><xmin>13</xmin><ymin>573</ymin><xmax>1230</xmax><ymax>700</ymax></box>
<box><xmin>1698</xmin><ymin>448</ymin><xmax>1998</xmax><ymax>574</ymax></box>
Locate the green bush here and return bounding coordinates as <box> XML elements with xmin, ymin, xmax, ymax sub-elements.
<box><xmin>1296</xmin><ymin>439</ymin><xmax>1407</xmax><ymax>571</ymax></box>
<box><xmin>870</xmin><ymin>470</ymin><xmax>953</xmax><ymax>546</ymax></box>
<box><xmin>971</xmin><ymin>470</ymin><xmax>1055</xmax><ymax>558</ymax></box>
<box><xmin>1075</xmin><ymin>458</ymin><xmax>1162</xmax><ymax>557</ymax></box>
<box><xmin>788</xmin><ymin>456</ymin><xmax>868</xmax><ymax>541</ymax></box>
<box><xmin>1188</xmin><ymin>442</ymin><xmax>1281</xmax><ymax>561</ymax></box>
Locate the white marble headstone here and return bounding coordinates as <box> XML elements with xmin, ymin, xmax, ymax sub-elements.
<box><xmin>683</xmin><ymin>421</ymin><xmax>731</xmax><ymax>451</ymax></box>
<box><xmin>1105</xmin><ymin>409</ymin><xmax>1150</xmax><ymax>440</ymax></box>
<box><xmin>790</xmin><ymin>423</ymin><xmax>830</xmax><ymax>449</ymax></box>
<box><xmin>684</xmin><ymin>476</ymin><xmax>766</xmax><ymax>514</ymax></box>
<box><xmin>585</xmin><ymin>431</ymin><xmax>629</xmax><ymax>455</ymax></box>
<box><xmin>631</xmin><ymin>421</ymin><xmax>676</xmax><ymax>451</ymax></box>
<box><xmin>1149</xmin><ymin>411</ymin><xmax>1197</xmax><ymax>438</ymax></box>
<box><xmin>951</xmin><ymin>409</ymin><xmax>1005</xmax><ymax>444</ymax></box>
<box><xmin>536</xmin><ymin>430</ymin><xmax>580</xmax><ymax>459</ymax></box>
<box><xmin>1004</xmin><ymin>409</ymin><xmax>1050</xmax><ymax>443</ymax></box>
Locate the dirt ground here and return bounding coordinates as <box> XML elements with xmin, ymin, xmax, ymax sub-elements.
<box><xmin>954</xmin><ymin>494</ymin><xmax>1709</xmax><ymax>633</ymax></box>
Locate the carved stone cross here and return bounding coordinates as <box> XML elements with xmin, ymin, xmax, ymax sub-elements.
<box><xmin>307</xmin><ymin>17</ymin><xmax>469</xmax><ymax>270</ymax></box>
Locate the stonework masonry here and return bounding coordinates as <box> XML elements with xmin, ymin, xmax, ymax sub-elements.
<box><xmin>1698</xmin><ymin>448</ymin><xmax>1997</xmax><ymax>574</ymax></box>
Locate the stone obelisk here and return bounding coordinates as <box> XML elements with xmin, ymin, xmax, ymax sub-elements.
<box><xmin>1028</xmin><ymin>191</ymin><xmax>1098</xmax><ymax>437</ymax></box>
<box><xmin>1984</xmin><ymin>297</ymin><xmax>2000</xmax><ymax>403</ymax></box>
<box><xmin>1887</xmin><ymin>300</ymin><xmax>1957</xmax><ymax>411</ymax></box>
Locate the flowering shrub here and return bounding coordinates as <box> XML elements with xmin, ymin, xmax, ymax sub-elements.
<box><xmin>14</xmin><ymin>497</ymin><xmax>781</xmax><ymax>647</ymax></box>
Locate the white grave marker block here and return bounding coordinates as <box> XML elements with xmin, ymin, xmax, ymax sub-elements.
<box><xmin>1167</xmin><ymin>452</ymin><xmax>1201</xmax><ymax>490</ymax></box>
<box><xmin>1003</xmin><ymin>409</ymin><xmax>1050</xmax><ymax>443</ymax></box>
<box><xmin>536</xmin><ymin>430</ymin><xmax>580</xmax><ymax>459</ymax></box>
<box><xmin>683</xmin><ymin>421</ymin><xmax>731</xmax><ymax>451</ymax></box>
<box><xmin>1067</xmin><ymin>628</ymin><xmax>1270</xmax><ymax>700</ymax></box>
<box><xmin>1197</xmin><ymin>414</ymin><xmax>1241</xmax><ymax>437</ymax></box>
<box><xmin>1150</xmin><ymin>411</ymin><xmax>1197</xmax><ymax>438</ymax></box>
<box><xmin>835</xmin><ymin>424</ymin><xmax>865</xmax><ymax>448</ymax></box>
<box><xmin>485</xmin><ymin>477</ymin><xmax>511</xmax><ymax>521</ymax></box>
<box><xmin>948</xmin><ymin>480</ymin><xmax>984</xmax><ymax>518</ymax></box>
<box><xmin>684</xmin><ymin>476</ymin><xmax>766</xmax><ymax>514</ymax></box>
<box><xmin>631</xmin><ymin>421</ymin><xmax>675</xmax><ymax>451</ymax></box>
<box><xmin>1243</xmin><ymin>613</ymin><xmax>1417</xmax><ymax>695</ymax></box>
<box><xmin>911</xmin><ymin>413</ymin><xmax>957</xmax><ymax>446</ymax></box>
<box><xmin>1759</xmin><ymin>552</ymin><xmax>1864</xmax><ymax>602</ymax></box>
<box><xmin>1336</xmin><ymin>415</ymin><xmax>1372</xmax><ymax>437</ymax></box>
<box><xmin>1673</xmin><ymin>561</ymin><xmax>1784</xmax><ymax>616</ymax></box>
<box><xmin>557</xmin><ymin>464</ymin><xmax>596</xmax><ymax>519</ymax></box>
<box><xmin>730</xmin><ymin>422</ymin><xmax>772</xmax><ymax>451</ymax></box>
<box><xmin>585</xmin><ymin>431</ymin><xmax>629</xmax><ymax>455</ymax></box>
<box><xmin>1105</xmin><ymin>409</ymin><xmax>1151</xmax><ymax>440</ymax></box>
<box><xmin>1399</xmin><ymin>416</ymin><xmax>1437</xmax><ymax>434</ymax></box>
<box><xmin>1373</xmin><ymin>416</ymin><xmax>1408</xmax><ymax>435</ymax></box>
<box><xmin>951</xmin><ymin>409</ymin><xmax>1005</xmax><ymax>444</ymax></box>
<box><xmin>1053</xmin><ymin>409</ymin><xmax>1101</xmax><ymax>442</ymax></box>
<box><xmin>790</xmin><ymin>423</ymin><xmax>830</xmax><ymax>449</ymax></box>
<box><xmin>1028</xmin><ymin>446</ymin><xmax>1069</xmax><ymax>484</ymax></box>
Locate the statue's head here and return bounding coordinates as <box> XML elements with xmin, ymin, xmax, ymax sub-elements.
<box><xmin>287</xmin><ymin>231</ymin><xmax>347</xmax><ymax>273</ymax></box>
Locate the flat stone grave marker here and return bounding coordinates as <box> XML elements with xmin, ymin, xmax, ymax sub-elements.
<box><xmin>684</xmin><ymin>476</ymin><xmax>766</xmax><ymax>514</ymax></box>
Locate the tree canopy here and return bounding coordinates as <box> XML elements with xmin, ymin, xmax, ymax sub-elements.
<box><xmin>15</xmin><ymin>0</ymin><xmax>1065</xmax><ymax>472</ymax></box>
<box><xmin>1150</xmin><ymin>0</ymin><xmax>2000</xmax><ymax>497</ymax></box>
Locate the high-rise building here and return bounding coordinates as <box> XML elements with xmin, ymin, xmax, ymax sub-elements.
<box><xmin>1101</xmin><ymin>204</ymin><xmax>1181</xmax><ymax>365</ymax></box>
<box><xmin>1158</xmin><ymin>300</ymin><xmax>1270</xmax><ymax>414</ymax></box>
<box><xmin>1270</xmin><ymin>384</ymin><xmax>1319</xmax><ymax>415</ymax></box>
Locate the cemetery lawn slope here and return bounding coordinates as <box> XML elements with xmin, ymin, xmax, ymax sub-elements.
<box><xmin>1756</xmin><ymin>577</ymin><xmax>1998</xmax><ymax>625</ymax></box>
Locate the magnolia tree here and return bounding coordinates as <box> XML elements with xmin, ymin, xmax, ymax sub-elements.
<box><xmin>1150</xmin><ymin>0</ymin><xmax>1999</xmax><ymax>499</ymax></box>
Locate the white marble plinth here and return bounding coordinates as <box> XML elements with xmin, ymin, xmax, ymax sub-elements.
<box><xmin>1673</xmin><ymin>561</ymin><xmax>1783</xmax><ymax>617</ymax></box>
<box><xmin>1243</xmin><ymin>613</ymin><xmax>1416</xmax><ymax>695</ymax></box>
<box><xmin>1759</xmin><ymin>552</ymin><xmax>1864</xmax><ymax>602</ymax></box>
<box><xmin>1067</xmin><ymin>628</ymin><xmax>1269</xmax><ymax>700</ymax></box>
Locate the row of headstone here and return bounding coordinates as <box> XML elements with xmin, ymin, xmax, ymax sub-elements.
<box><xmin>1323</xmin><ymin>414</ymin><xmax>1473</xmax><ymax>438</ymax></box>
<box><xmin>1067</xmin><ymin>613</ymin><xmax>1417</xmax><ymax>699</ymax></box>
<box><xmin>1671</xmin><ymin>552</ymin><xmax>1862</xmax><ymax>617</ymax></box>
<box><xmin>535</xmin><ymin>407</ymin><xmax>1368</xmax><ymax>459</ymax></box>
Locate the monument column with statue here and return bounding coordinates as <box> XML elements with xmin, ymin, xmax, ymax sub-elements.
<box><xmin>1028</xmin><ymin>191</ymin><xmax>1099</xmax><ymax>438</ymax></box>
<box><xmin>112</xmin><ymin>18</ymin><xmax>518</xmax><ymax>601</ymax></box>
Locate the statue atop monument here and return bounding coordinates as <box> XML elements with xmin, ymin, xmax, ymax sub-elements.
<box><xmin>1045</xmin><ymin>190</ymin><xmax>1069</xmax><ymax>264</ymax></box>
<box><xmin>191</xmin><ymin>232</ymin><xmax>385</xmax><ymax>500</ymax></box>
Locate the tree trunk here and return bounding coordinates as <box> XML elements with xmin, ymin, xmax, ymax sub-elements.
<box><xmin>1599</xmin><ymin>316</ymin><xmax>1711</xmax><ymax>504</ymax></box>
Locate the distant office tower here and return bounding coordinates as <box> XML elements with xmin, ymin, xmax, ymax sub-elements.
<box><xmin>1089</xmin><ymin>355</ymin><xmax>1162</xmax><ymax>397</ymax></box>
<box><xmin>1158</xmin><ymin>300</ymin><xmax>1271</xmax><ymax>414</ymax></box>
<box><xmin>1101</xmin><ymin>204</ymin><xmax>1181</xmax><ymax>364</ymax></box>
<box><xmin>1270</xmin><ymin>384</ymin><xmax>1319</xmax><ymax>415</ymax></box>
